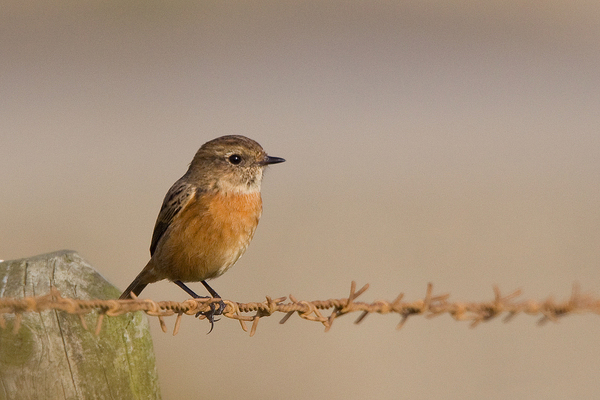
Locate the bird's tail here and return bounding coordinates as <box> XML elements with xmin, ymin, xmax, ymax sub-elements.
<box><xmin>118</xmin><ymin>261</ymin><xmax>159</xmax><ymax>300</ymax></box>
<box><xmin>119</xmin><ymin>277</ymin><xmax>149</xmax><ymax>299</ymax></box>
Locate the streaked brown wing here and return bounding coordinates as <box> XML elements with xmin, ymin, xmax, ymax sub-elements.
<box><xmin>149</xmin><ymin>178</ymin><xmax>197</xmax><ymax>255</ymax></box>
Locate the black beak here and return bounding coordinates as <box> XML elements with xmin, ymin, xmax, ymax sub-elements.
<box><xmin>260</xmin><ymin>155</ymin><xmax>286</xmax><ymax>165</ymax></box>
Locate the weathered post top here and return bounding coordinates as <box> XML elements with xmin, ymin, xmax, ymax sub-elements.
<box><xmin>0</xmin><ymin>250</ymin><xmax>161</xmax><ymax>400</ymax></box>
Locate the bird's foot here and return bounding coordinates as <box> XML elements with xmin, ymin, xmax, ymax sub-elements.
<box><xmin>173</xmin><ymin>280</ymin><xmax>225</xmax><ymax>333</ymax></box>
<box><xmin>196</xmin><ymin>298</ymin><xmax>226</xmax><ymax>334</ymax></box>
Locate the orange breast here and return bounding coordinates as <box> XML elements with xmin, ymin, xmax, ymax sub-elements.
<box><xmin>153</xmin><ymin>191</ymin><xmax>263</xmax><ymax>282</ymax></box>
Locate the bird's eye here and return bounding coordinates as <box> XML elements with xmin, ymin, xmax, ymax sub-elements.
<box><xmin>228</xmin><ymin>154</ymin><xmax>242</xmax><ymax>165</ymax></box>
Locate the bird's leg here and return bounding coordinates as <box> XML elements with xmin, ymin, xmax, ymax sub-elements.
<box><xmin>201</xmin><ymin>280</ymin><xmax>226</xmax><ymax>318</ymax></box>
<box><xmin>174</xmin><ymin>280</ymin><xmax>202</xmax><ymax>298</ymax></box>
<box><xmin>174</xmin><ymin>280</ymin><xmax>220</xmax><ymax>333</ymax></box>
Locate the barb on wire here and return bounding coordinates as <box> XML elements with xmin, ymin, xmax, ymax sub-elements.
<box><xmin>0</xmin><ymin>282</ymin><xmax>598</xmax><ymax>337</ymax></box>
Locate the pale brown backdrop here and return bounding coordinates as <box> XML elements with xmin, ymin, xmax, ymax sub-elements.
<box><xmin>2</xmin><ymin>1</ymin><xmax>600</xmax><ymax>399</ymax></box>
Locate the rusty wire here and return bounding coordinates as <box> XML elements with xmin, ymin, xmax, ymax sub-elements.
<box><xmin>0</xmin><ymin>282</ymin><xmax>599</xmax><ymax>336</ymax></box>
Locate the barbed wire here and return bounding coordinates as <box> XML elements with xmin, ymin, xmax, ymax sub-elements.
<box><xmin>0</xmin><ymin>282</ymin><xmax>598</xmax><ymax>336</ymax></box>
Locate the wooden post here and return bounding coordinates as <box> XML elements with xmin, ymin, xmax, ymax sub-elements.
<box><xmin>0</xmin><ymin>250</ymin><xmax>161</xmax><ymax>400</ymax></box>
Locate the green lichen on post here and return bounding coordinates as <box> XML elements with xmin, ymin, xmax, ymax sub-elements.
<box><xmin>0</xmin><ymin>250</ymin><xmax>161</xmax><ymax>400</ymax></box>
<box><xmin>0</xmin><ymin>320</ymin><xmax>35</xmax><ymax>367</ymax></box>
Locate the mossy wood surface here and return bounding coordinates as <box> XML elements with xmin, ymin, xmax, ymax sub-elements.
<box><xmin>0</xmin><ymin>250</ymin><xmax>161</xmax><ymax>400</ymax></box>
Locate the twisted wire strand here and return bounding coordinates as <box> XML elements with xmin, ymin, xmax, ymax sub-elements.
<box><xmin>0</xmin><ymin>282</ymin><xmax>598</xmax><ymax>336</ymax></box>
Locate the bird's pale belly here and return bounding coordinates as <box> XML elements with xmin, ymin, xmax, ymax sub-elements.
<box><xmin>153</xmin><ymin>191</ymin><xmax>262</xmax><ymax>282</ymax></box>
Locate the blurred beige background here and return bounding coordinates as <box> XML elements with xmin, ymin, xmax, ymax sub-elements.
<box><xmin>2</xmin><ymin>1</ymin><xmax>600</xmax><ymax>399</ymax></box>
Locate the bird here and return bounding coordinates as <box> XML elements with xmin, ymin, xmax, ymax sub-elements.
<box><xmin>119</xmin><ymin>135</ymin><xmax>284</xmax><ymax>329</ymax></box>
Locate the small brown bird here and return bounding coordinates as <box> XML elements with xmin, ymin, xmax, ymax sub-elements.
<box><xmin>119</xmin><ymin>135</ymin><xmax>284</xmax><ymax>327</ymax></box>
